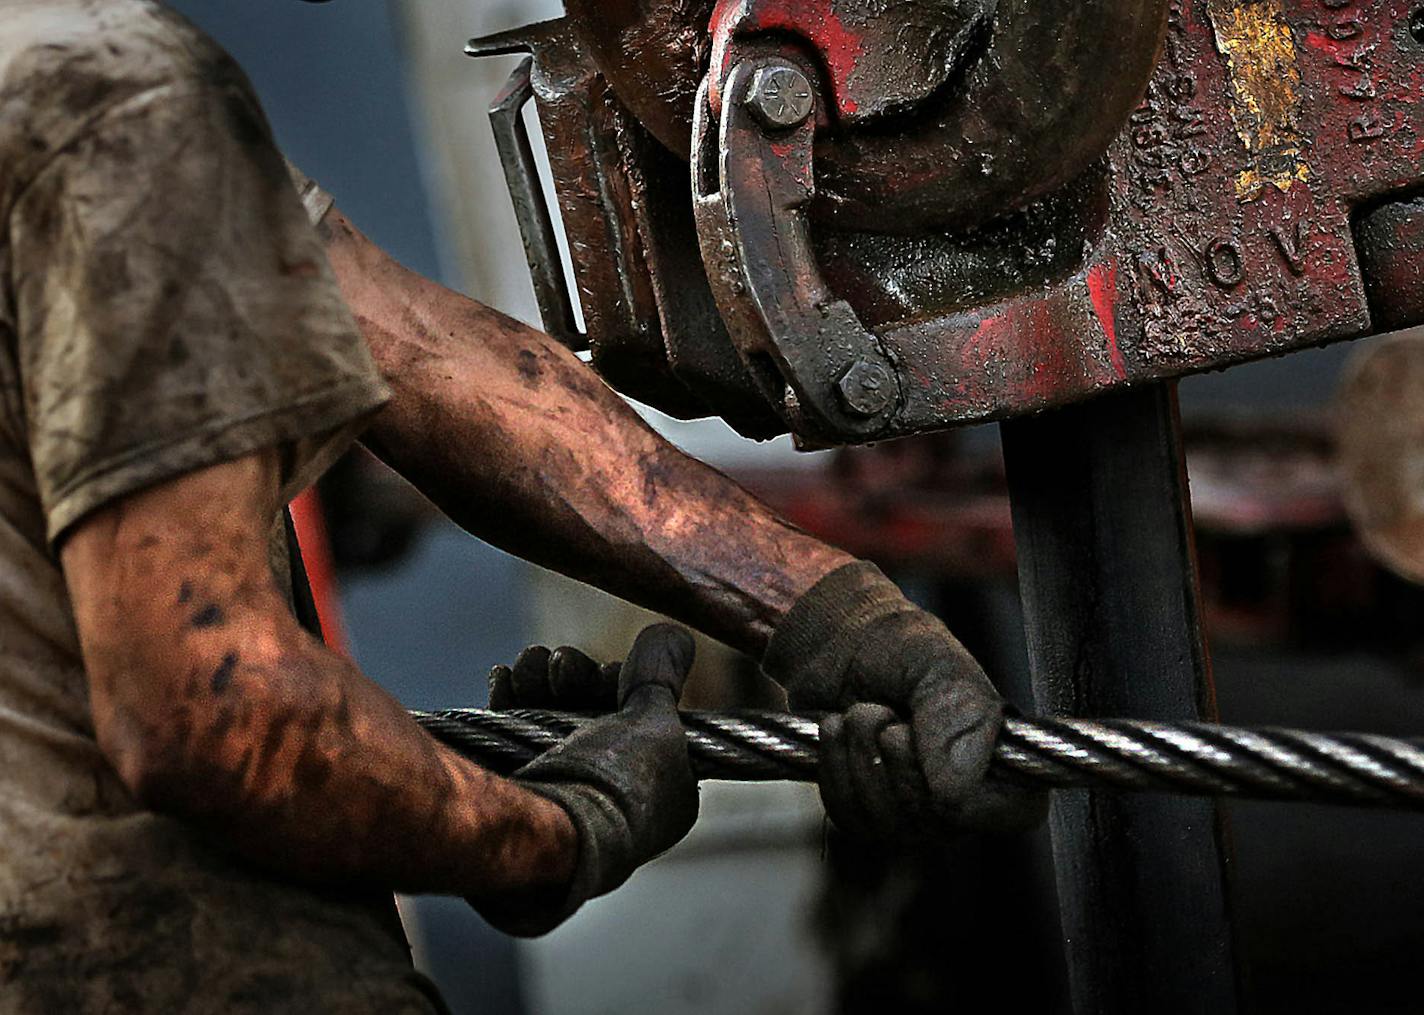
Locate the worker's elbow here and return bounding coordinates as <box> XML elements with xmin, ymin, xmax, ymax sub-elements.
<box><xmin>94</xmin><ymin>707</ymin><xmax>233</xmax><ymax>818</ymax></box>
<box><xmin>97</xmin><ymin>722</ymin><xmax>192</xmax><ymax>814</ymax></box>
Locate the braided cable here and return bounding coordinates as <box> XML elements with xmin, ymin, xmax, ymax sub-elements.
<box><xmin>412</xmin><ymin>709</ymin><xmax>1424</xmax><ymax>810</ymax></box>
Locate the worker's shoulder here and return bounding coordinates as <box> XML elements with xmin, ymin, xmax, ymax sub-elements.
<box><xmin>0</xmin><ymin>0</ymin><xmax>255</xmax><ymax>176</ymax></box>
<box><xmin>0</xmin><ymin>0</ymin><xmax>251</xmax><ymax>104</ymax></box>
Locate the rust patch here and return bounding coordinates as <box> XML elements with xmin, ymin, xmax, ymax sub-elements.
<box><xmin>1207</xmin><ymin>0</ymin><xmax>1308</xmax><ymax>201</ymax></box>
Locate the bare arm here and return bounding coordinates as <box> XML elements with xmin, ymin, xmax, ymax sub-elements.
<box><xmin>63</xmin><ymin>451</ymin><xmax>575</xmax><ymax>905</ymax></box>
<box><xmin>320</xmin><ymin>209</ymin><xmax>853</xmax><ymax>657</ymax></box>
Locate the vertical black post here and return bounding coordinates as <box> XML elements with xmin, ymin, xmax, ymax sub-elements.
<box><xmin>1000</xmin><ymin>383</ymin><xmax>1240</xmax><ymax>1014</ymax></box>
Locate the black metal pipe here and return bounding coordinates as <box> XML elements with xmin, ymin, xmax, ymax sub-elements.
<box><xmin>1002</xmin><ymin>384</ymin><xmax>1241</xmax><ymax>1013</ymax></box>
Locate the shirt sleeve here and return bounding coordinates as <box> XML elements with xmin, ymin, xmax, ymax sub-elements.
<box><xmin>9</xmin><ymin>78</ymin><xmax>391</xmax><ymax>550</ymax></box>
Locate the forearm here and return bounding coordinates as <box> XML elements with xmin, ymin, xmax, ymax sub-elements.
<box><xmin>121</xmin><ymin>620</ymin><xmax>574</xmax><ymax>902</ymax></box>
<box><xmin>322</xmin><ymin>209</ymin><xmax>852</xmax><ymax>655</ymax></box>
<box><xmin>65</xmin><ymin>458</ymin><xmax>575</xmax><ymax>905</ymax></box>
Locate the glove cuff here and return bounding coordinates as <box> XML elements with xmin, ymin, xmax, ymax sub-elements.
<box><xmin>762</xmin><ymin>561</ymin><xmax>911</xmax><ymax>688</ymax></box>
<box><xmin>477</xmin><ymin>779</ymin><xmax>632</xmax><ymax>938</ymax></box>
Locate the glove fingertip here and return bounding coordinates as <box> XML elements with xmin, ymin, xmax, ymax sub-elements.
<box><xmin>815</xmin><ymin>715</ymin><xmax>861</xmax><ymax>836</ymax></box>
<box><xmin>621</xmin><ymin>624</ymin><xmax>697</xmax><ymax>705</ymax></box>
<box><xmin>597</xmin><ymin>662</ymin><xmax>623</xmax><ymax>712</ymax></box>
<box><xmin>488</xmin><ymin>665</ymin><xmax>514</xmax><ymax>710</ymax></box>
<box><xmin>878</xmin><ymin>722</ymin><xmax>916</xmax><ymax>769</ymax></box>
<box><xmin>512</xmin><ymin>645</ymin><xmax>556</xmax><ymax>707</ymax></box>
<box><xmin>878</xmin><ymin>722</ymin><xmax>931</xmax><ymax>804</ymax></box>
<box><xmin>514</xmin><ymin>645</ymin><xmax>552</xmax><ymax>670</ymax></box>
<box><xmin>549</xmin><ymin>646</ymin><xmax>600</xmax><ymax>705</ymax></box>
<box><xmin>914</xmin><ymin>702</ymin><xmax>1001</xmax><ymax>801</ymax></box>
<box><xmin>638</xmin><ymin>623</ymin><xmax>696</xmax><ymax>671</ymax></box>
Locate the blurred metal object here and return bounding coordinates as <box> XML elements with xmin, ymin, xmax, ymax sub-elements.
<box><xmin>1336</xmin><ymin>198</ymin><xmax>1424</xmax><ymax>586</ymax></box>
<box><xmin>1336</xmin><ymin>328</ymin><xmax>1424</xmax><ymax>585</ymax></box>
<box><xmin>414</xmin><ymin>708</ymin><xmax>1424</xmax><ymax>810</ymax></box>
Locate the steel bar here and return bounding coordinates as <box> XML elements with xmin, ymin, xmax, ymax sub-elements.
<box><xmin>412</xmin><ymin>708</ymin><xmax>1424</xmax><ymax>811</ymax></box>
<box><xmin>1003</xmin><ymin>384</ymin><xmax>1240</xmax><ymax>1013</ymax></box>
<box><xmin>488</xmin><ymin>57</ymin><xmax>587</xmax><ymax>354</ymax></box>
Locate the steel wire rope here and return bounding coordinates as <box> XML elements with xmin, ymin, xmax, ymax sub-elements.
<box><xmin>412</xmin><ymin>709</ymin><xmax>1424</xmax><ymax>809</ymax></box>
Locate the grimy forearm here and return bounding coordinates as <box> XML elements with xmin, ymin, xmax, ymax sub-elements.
<box><xmin>322</xmin><ymin>210</ymin><xmax>852</xmax><ymax>657</ymax></box>
<box><xmin>66</xmin><ymin>459</ymin><xmax>574</xmax><ymax>905</ymax></box>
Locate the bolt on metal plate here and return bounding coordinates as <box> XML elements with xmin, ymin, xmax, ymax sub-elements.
<box><xmin>837</xmin><ymin>360</ymin><xmax>895</xmax><ymax>417</ymax></box>
<box><xmin>744</xmin><ymin>64</ymin><xmax>815</xmax><ymax>130</ymax></box>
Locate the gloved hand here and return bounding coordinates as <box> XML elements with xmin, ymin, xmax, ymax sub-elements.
<box><xmin>477</xmin><ymin>624</ymin><xmax>699</xmax><ymax>936</ymax></box>
<box><xmin>763</xmin><ymin>562</ymin><xmax>1046</xmax><ymax>841</ymax></box>
<box><xmin>488</xmin><ymin>643</ymin><xmax>621</xmax><ymax>714</ymax></box>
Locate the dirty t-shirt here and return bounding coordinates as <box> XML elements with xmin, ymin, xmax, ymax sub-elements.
<box><xmin>0</xmin><ymin>2</ymin><xmax>445</xmax><ymax>1010</ymax></box>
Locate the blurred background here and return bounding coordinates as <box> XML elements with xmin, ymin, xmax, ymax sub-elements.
<box><xmin>162</xmin><ymin>3</ymin><xmax>1424</xmax><ymax>1012</ymax></box>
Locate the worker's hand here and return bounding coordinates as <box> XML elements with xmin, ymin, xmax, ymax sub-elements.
<box><xmin>488</xmin><ymin>644</ymin><xmax>620</xmax><ymax>713</ymax></box>
<box><xmin>763</xmin><ymin>562</ymin><xmax>1046</xmax><ymax>842</ymax></box>
<box><xmin>477</xmin><ymin>624</ymin><xmax>699</xmax><ymax>936</ymax></box>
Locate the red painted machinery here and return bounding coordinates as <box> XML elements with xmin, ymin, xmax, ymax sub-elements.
<box><xmin>471</xmin><ymin>0</ymin><xmax>1424</xmax><ymax>445</ymax></box>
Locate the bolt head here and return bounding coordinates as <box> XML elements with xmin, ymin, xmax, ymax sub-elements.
<box><xmin>744</xmin><ymin>64</ymin><xmax>815</xmax><ymax>131</ymax></box>
<box><xmin>837</xmin><ymin>361</ymin><xmax>896</xmax><ymax>418</ymax></box>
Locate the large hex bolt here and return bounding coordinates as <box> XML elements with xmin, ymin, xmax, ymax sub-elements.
<box><xmin>837</xmin><ymin>360</ymin><xmax>896</xmax><ymax>418</ymax></box>
<box><xmin>743</xmin><ymin>63</ymin><xmax>815</xmax><ymax>130</ymax></box>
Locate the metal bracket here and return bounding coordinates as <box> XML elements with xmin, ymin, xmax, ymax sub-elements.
<box><xmin>692</xmin><ymin>57</ymin><xmax>902</xmax><ymax>443</ymax></box>
<box><xmin>487</xmin><ymin>58</ymin><xmax>586</xmax><ymax>353</ymax></box>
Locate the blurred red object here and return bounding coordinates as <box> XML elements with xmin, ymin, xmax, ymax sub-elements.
<box><xmin>290</xmin><ymin>487</ymin><xmax>348</xmax><ymax>655</ymax></box>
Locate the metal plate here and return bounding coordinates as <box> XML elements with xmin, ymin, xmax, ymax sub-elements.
<box><xmin>867</xmin><ymin>0</ymin><xmax>1424</xmax><ymax>438</ymax></box>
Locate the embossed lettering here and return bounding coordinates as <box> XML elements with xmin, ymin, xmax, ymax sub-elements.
<box><xmin>1135</xmin><ymin>247</ymin><xmax>1181</xmax><ymax>300</ymax></box>
<box><xmin>1206</xmin><ymin>239</ymin><xmax>1246</xmax><ymax>288</ymax></box>
<box><xmin>1317</xmin><ymin>0</ymin><xmax>1386</xmax><ymax>141</ymax></box>
<box><xmin>1269</xmin><ymin>220</ymin><xmax>1310</xmax><ymax>275</ymax></box>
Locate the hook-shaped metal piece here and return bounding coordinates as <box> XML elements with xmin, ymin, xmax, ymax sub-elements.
<box><xmin>693</xmin><ymin>56</ymin><xmax>902</xmax><ymax>443</ymax></box>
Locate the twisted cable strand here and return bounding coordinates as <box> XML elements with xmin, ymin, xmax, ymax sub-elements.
<box><xmin>413</xmin><ymin>709</ymin><xmax>1424</xmax><ymax>810</ymax></box>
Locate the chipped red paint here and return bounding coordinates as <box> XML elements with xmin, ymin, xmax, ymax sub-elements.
<box><xmin>1088</xmin><ymin>260</ymin><xmax>1128</xmax><ymax>381</ymax></box>
<box><xmin>708</xmin><ymin>0</ymin><xmax>865</xmax><ymax>118</ymax></box>
<box><xmin>740</xmin><ymin>0</ymin><xmax>864</xmax><ymax>115</ymax></box>
<box><xmin>960</xmin><ymin>314</ymin><xmax>1005</xmax><ymax>366</ymax></box>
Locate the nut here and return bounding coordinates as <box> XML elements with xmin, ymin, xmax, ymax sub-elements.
<box><xmin>744</xmin><ymin>64</ymin><xmax>815</xmax><ymax>131</ymax></box>
<box><xmin>837</xmin><ymin>360</ymin><xmax>896</xmax><ymax>418</ymax></box>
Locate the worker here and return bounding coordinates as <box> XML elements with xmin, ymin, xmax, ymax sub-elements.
<box><xmin>0</xmin><ymin>1</ymin><xmax>1042</xmax><ymax>1010</ymax></box>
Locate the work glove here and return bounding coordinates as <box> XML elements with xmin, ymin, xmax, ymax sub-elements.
<box><xmin>763</xmin><ymin>562</ymin><xmax>1046</xmax><ymax>842</ymax></box>
<box><xmin>477</xmin><ymin>624</ymin><xmax>700</xmax><ymax>936</ymax></box>
<box><xmin>488</xmin><ymin>644</ymin><xmax>621</xmax><ymax>714</ymax></box>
